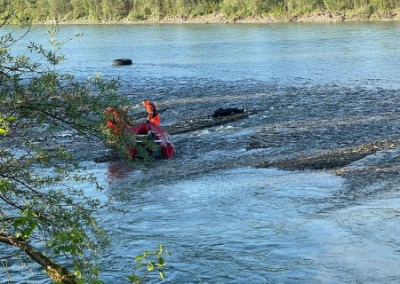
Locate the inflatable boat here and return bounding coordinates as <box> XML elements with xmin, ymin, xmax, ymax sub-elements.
<box><xmin>126</xmin><ymin>122</ymin><xmax>176</xmax><ymax>159</ymax></box>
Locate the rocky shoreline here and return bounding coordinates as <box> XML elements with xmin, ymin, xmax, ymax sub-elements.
<box><xmin>153</xmin><ymin>10</ymin><xmax>400</xmax><ymax>24</ymax></box>
<box><xmin>35</xmin><ymin>9</ymin><xmax>400</xmax><ymax>25</ymax></box>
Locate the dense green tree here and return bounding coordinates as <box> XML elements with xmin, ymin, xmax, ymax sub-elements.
<box><xmin>0</xmin><ymin>22</ymin><xmax>116</xmax><ymax>284</ymax></box>
<box><xmin>0</xmin><ymin>1</ymin><xmax>169</xmax><ymax>283</ymax></box>
<box><xmin>324</xmin><ymin>0</ymin><xmax>352</xmax><ymax>11</ymax></box>
<box><xmin>9</xmin><ymin>0</ymin><xmax>400</xmax><ymax>22</ymax></box>
<box><xmin>70</xmin><ymin>0</ymin><xmax>89</xmax><ymax>20</ymax></box>
<box><xmin>48</xmin><ymin>0</ymin><xmax>73</xmax><ymax>20</ymax></box>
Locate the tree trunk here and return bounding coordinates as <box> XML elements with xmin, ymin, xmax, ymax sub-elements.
<box><xmin>0</xmin><ymin>233</ymin><xmax>77</xmax><ymax>284</ymax></box>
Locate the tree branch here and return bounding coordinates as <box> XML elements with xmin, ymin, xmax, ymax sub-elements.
<box><xmin>0</xmin><ymin>232</ymin><xmax>77</xmax><ymax>284</ymax></box>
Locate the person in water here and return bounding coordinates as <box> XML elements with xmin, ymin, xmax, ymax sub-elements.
<box><xmin>142</xmin><ymin>100</ymin><xmax>160</xmax><ymax>125</ymax></box>
<box><xmin>104</xmin><ymin>106</ymin><xmax>133</xmax><ymax>135</ymax></box>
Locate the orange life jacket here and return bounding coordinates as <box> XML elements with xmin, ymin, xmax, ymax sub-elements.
<box><xmin>104</xmin><ymin>107</ymin><xmax>133</xmax><ymax>134</ymax></box>
<box><xmin>143</xmin><ymin>101</ymin><xmax>160</xmax><ymax>125</ymax></box>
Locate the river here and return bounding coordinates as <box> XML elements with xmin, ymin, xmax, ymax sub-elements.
<box><xmin>3</xmin><ymin>22</ymin><xmax>400</xmax><ymax>283</ymax></box>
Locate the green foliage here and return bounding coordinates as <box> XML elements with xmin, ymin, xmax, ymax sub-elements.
<box><xmin>12</xmin><ymin>209</ymin><xmax>38</xmax><ymax>240</ymax></box>
<box><xmin>323</xmin><ymin>0</ymin><xmax>349</xmax><ymax>10</ymax></box>
<box><xmin>127</xmin><ymin>245</ymin><xmax>170</xmax><ymax>284</ymax></box>
<box><xmin>1</xmin><ymin>2</ymin><xmax>169</xmax><ymax>284</ymax></box>
<box><xmin>48</xmin><ymin>227</ymin><xmax>86</xmax><ymax>255</ymax></box>
<box><xmin>0</xmin><ymin>114</ymin><xmax>17</xmax><ymax>135</ymax></box>
<box><xmin>0</xmin><ymin>1</ymin><xmax>138</xmax><ymax>283</ymax></box>
<box><xmin>6</xmin><ymin>0</ymin><xmax>400</xmax><ymax>21</ymax></box>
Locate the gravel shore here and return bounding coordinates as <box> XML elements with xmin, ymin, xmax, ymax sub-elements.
<box><xmin>37</xmin><ymin>10</ymin><xmax>400</xmax><ymax>25</ymax></box>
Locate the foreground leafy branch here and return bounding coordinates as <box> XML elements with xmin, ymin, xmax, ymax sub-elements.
<box><xmin>127</xmin><ymin>245</ymin><xmax>170</xmax><ymax>284</ymax></box>
<box><xmin>1</xmin><ymin>1</ymin><xmax>171</xmax><ymax>283</ymax></box>
<box><xmin>0</xmin><ymin>2</ymin><xmax>130</xmax><ymax>283</ymax></box>
<box><xmin>0</xmin><ymin>233</ymin><xmax>77</xmax><ymax>284</ymax></box>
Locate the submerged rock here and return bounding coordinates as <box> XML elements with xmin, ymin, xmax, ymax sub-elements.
<box><xmin>210</xmin><ymin>107</ymin><xmax>245</xmax><ymax>118</ymax></box>
<box><xmin>253</xmin><ymin>141</ymin><xmax>396</xmax><ymax>171</ymax></box>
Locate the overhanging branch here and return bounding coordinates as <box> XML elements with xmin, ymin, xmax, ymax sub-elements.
<box><xmin>0</xmin><ymin>232</ymin><xmax>77</xmax><ymax>284</ymax></box>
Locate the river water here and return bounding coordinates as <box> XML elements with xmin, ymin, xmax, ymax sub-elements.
<box><xmin>3</xmin><ymin>22</ymin><xmax>400</xmax><ymax>283</ymax></box>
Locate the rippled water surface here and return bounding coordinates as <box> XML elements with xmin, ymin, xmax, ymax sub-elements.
<box><xmin>3</xmin><ymin>22</ymin><xmax>400</xmax><ymax>283</ymax></box>
<box><xmin>7</xmin><ymin>22</ymin><xmax>400</xmax><ymax>89</ymax></box>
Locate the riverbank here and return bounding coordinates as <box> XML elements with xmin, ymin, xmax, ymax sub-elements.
<box><xmin>148</xmin><ymin>10</ymin><xmax>400</xmax><ymax>24</ymax></box>
<box><xmin>33</xmin><ymin>9</ymin><xmax>400</xmax><ymax>25</ymax></box>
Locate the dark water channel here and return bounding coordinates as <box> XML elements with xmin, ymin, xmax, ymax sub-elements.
<box><xmin>3</xmin><ymin>22</ymin><xmax>400</xmax><ymax>283</ymax></box>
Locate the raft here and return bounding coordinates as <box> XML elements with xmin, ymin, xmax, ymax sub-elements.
<box><xmin>126</xmin><ymin>122</ymin><xmax>176</xmax><ymax>159</ymax></box>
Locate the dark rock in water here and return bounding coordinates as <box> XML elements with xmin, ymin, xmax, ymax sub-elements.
<box><xmin>211</xmin><ymin>107</ymin><xmax>244</xmax><ymax>117</ymax></box>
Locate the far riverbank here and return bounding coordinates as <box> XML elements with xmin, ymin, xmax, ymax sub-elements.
<box><xmin>33</xmin><ymin>9</ymin><xmax>400</xmax><ymax>25</ymax></box>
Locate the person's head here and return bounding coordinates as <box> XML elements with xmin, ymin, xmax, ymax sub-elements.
<box><xmin>105</xmin><ymin>106</ymin><xmax>116</xmax><ymax>113</ymax></box>
<box><xmin>142</xmin><ymin>100</ymin><xmax>151</xmax><ymax>106</ymax></box>
<box><xmin>104</xmin><ymin>107</ymin><xmax>117</xmax><ymax>122</ymax></box>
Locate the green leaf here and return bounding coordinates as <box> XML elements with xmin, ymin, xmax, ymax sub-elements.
<box><xmin>0</xmin><ymin>178</ymin><xmax>11</xmax><ymax>194</ymax></box>
<box><xmin>147</xmin><ymin>262</ymin><xmax>155</xmax><ymax>272</ymax></box>
<box><xmin>12</xmin><ymin>214</ymin><xmax>37</xmax><ymax>240</ymax></box>
<box><xmin>126</xmin><ymin>274</ymin><xmax>140</xmax><ymax>282</ymax></box>
<box><xmin>4</xmin><ymin>116</ymin><xmax>17</xmax><ymax>122</ymax></box>
<box><xmin>134</xmin><ymin>254</ymin><xmax>144</xmax><ymax>262</ymax></box>
<box><xmin>159</xmin><ymin>270</ymin><xmax>165</xmax><ymax>280</ymax></box>
<box><xmin>13</xmin><ymin>217</ymin><xmax>26</xmax><ymax>229</ymax></box>
<box><xmin>158</xmin><ymin>256</ymin><xmax>164</xmax><ymax>266</ymax></box>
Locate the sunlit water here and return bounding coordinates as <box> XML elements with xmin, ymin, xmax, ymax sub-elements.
<box><xmin>2</xmin><ymin>22</ymin><xmax>400</xmax><ymax>283</ymax></box>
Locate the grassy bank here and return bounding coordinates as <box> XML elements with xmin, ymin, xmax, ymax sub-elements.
<box><xmin>34</xmin><ymin>10</ymin><xmax>400</xmax><ymax>25</ymax></box>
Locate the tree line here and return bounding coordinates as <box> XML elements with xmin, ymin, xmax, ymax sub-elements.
<box><xmin>8</xmin><ymin>0</ymin><xmax>400</xmax><ymax>23</ymax></box>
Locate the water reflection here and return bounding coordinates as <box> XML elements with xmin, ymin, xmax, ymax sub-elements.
<box><xmin>107</xmin><ymin>161</ymin><xmax>137</xmax><ymax>184</ymax></box>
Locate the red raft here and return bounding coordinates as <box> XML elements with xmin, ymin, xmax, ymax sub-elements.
<box><xmin>126</xmin><ymin>122</ymin><xmax>176</xmax><ymax>159</ymax></box>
